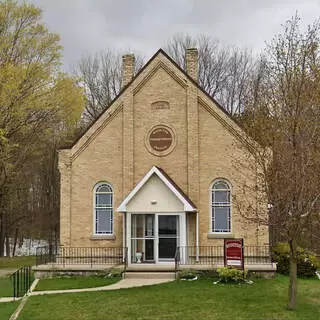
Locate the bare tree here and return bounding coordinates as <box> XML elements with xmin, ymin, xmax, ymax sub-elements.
<box><xmin>236</xmin><ymin>15</ymin><xmax>320</xmax><ymax>310</ymax></box>
<box><xmin>165</xmin><ymin>34</ymin><xmax>254</xmax><ymax>115</ymax></box>
<box><xmin>74</xmin><ymin>49</ymin><xmax>144</xmax><ymax>123</ymax></box>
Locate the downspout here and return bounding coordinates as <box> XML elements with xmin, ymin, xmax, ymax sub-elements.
<box><xmin>196</xmin><ymin>211</ymin><xmax>199</xmax><ymax>262</ymax></box>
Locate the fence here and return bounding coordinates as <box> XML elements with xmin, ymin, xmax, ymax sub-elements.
<box><xmin>11</xmin><ymin>266</ymin><xmax>32</xmax><ymax>298</ymax></box>
<box><xmin>176</xmin><ymin>245</ymin><xmax>271</xmax><ymax>267</ymax></box>
<box><xmin>36</xmin><ymin>246</ymin><xmax>125</xmax><ymax>267</ymax></box>
<box><xmin>36</xmin><ymin>246</ymin><xmax>57</xmax><ymax>266</ymax></box>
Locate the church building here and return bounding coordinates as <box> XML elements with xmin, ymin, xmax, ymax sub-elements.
<box><xmin>58</xmin><ymin>48</ymin><xmax>270</xmax><ymax>267</ymax></box>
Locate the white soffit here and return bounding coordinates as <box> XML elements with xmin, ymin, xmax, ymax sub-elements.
<box><xmin>117</xmin><ymin>166</ymin><xmax>196</xmax><ymax>212</ymax></box>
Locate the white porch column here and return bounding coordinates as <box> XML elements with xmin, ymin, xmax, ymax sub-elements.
<box><xmin>126</xmin><ymin>213</ymin><xmax>131</xmax><ymax>265</ymax></box>
<box><xmin>180</xmin><ymin>213</ymin><xmax>187</xmax><ymax>264</ymax></box>
<box><xmin>122</xmin><ymin>213</ymin><xmax>126</xmax><ymax>263</ymax></box>
<box><xmin>196</xmin><ymin>211</ymin><xmax>199</xmax><ymax>262</ymax></box>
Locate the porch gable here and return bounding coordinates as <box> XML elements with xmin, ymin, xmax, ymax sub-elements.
<box><xmin>117</xmin><ymin>166</ymin><xmax>197</xmax><ymax>212</ymax></box>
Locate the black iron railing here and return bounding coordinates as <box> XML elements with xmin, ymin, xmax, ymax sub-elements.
<box><xmin>11</xmin><ymin>266</ymin><xmax>32</xmax><ymax>298</ymax></box>
<box><xmin>123</xmin><ymin>247</ymin><xmax>128</xmax><ymax>274</ymax></box>
<box><xmin>244</xmin><ymin>245</ymin><xmax>271</xmax><ymax>265</ymax></box>
<box><xmin>36</xmin><ymin>246</ymin><xmax>125</xmax><ymax>267</ymax></box>
<box><xmin>36</xmin><ymin>246</ymin><xmax>57</xmax><ymax>266</ymax></box>
<box><xmin>174</xmin><ymin>246</ymin><xmax>180</xmax><ymax>274</ymax></box>
<box><xmin>177</xmin><ymin>245</ymin><xmax>272</xmax><ymax>266</ymax></box>
<box><xmin>178</xmin><ymin>246</ymin><xmax>224</xmax><ymax>265</ymax></box>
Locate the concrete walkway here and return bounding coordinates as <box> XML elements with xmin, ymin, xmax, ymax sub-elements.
<box><xmin>0</xmin><ymin>277</ymin><xmax>174</xmax><ymax>302</ymax></box>
<box><xmin>0</xmin><ymin>297</ymin><xmax>22</xmax><ymax>303</ymax></box>
<box><xmin>4</xmin><ymin>277</ymin><xmax>175</xmax><ymax>320</ymax></box>
<box><xmin>30</xmin><ymin>278</ymin><xmax>174</xmax><ymax>296</ymax></box>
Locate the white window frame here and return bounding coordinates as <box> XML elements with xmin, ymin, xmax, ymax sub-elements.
<box><xmin>210</xmin><ymin>179</ymin><xmax>232</xmax><ymax>234</ymax></box>
<box><xmin>93</xmin><ymin>182</ymin><xmax>113</xmax><ymax>235</ymax></box>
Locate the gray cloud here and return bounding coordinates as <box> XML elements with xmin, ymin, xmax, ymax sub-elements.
<box><xmin>29</xmin><ymin>0</ymin><xmax>320</xmax><ymax>71</ymax></box>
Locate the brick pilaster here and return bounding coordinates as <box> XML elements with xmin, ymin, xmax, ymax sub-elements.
<box><xmin>58</xmin><ymin>149</ymin><xmax>72</xmax><ymax>246</ymax></box>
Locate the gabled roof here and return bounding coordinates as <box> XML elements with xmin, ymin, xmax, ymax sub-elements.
<box><xmin>64</xmin><ymin>48</ymin><xmax>247</xmax><ymax>150</ymax></box>
<box><xmin>117</xmin><ymin>166</ymin><xmax>197</xmax><ymax>212</ymax></box>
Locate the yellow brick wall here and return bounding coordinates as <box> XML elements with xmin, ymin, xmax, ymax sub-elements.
<box><xmin>66</xmin><ymin>110</ymin><xmax>124</xmax><ymax>247</ymax></box>
<box><xmin>133</xmin><ymin>67</ymin><xmax>188</xmax><ymax>191</ymax></box>
<box><xmin>59</xmin><ymin>52</ymin><xmax>269</xmax><ymax>249</ymax></box>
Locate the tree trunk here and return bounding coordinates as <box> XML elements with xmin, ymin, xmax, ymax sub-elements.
<box><xmin>287</xmin><ymin>240</ymin><xmax>298</xmax><ymax>310</ymax></box>
<box><xmin>5</xmin><ymin>233</ymin><xmax>10</xmax><ymax>257</ymax></box>
<box><xmin>0</xmin><ymin>213</ymin><xmax>4</xmax><ymax>257</ymax></box>
<box><xmin>12</xmin><ymin>227</ymin><xmax>19</xmax><ymax>257</ymax></box>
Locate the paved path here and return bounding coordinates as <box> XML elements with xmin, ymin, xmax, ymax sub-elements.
<box><xmin>4</xmin><ymin>277</ymin><xmax>175</xmax><ymax>320</ymax></box>
<box><xmin>0</xmin><ymin>277</ymin><xmax>174</xmax><ymax>302</ymax></box>
<box><xmin>30</xmin><ymin>278</ymin><xmax>174</xmax><ymax>296</ymax></box>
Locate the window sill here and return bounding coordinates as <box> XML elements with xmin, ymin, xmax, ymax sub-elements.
<box><xmin>90</xmin><ymin>234</ymin><xmax>116</xmax><ymax>240</ymax></box>
<box><xmin>207</xmin><ymin>233</ymin><xmax>234</xmax><ymax>239</ymax></box>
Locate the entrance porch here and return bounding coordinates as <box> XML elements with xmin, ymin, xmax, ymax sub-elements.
<box><xmin>118</xmin><ymin>166</ymin><xmax>197</xmax><ymax>267</ymax></box>
<box><xmin>127</xmin><ymin>213</ymin><xmax>186</xmax><ymax>265</ymax></box>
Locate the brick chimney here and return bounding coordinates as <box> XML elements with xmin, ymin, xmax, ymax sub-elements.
<box><xmin>121</xmin><ymin>54</ymin><xmax>135</xmax><ymax>88</ymax></box>
<box><xmin>186</xmin><ymin>48</ymin><xmax>198</xmax><ymax>82</ymax></box>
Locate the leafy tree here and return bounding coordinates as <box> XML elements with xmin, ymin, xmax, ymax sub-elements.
<box><xmin>0</xmin><ymin>0</ymin><xmax>84</xmax><ymax>255</ymax></box>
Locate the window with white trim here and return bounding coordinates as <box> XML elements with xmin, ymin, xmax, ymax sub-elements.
<box><xmin>94</xmin><ymin>183</ymin><xmax>113</xmax><ymax>234</ymax></box>
<box><xmin>211</xmin><ymin>180</ymin><xmax>231</xmax><ymax>233</ymax></box>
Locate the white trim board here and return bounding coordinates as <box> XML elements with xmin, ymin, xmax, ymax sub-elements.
<box><xmin>117</xmin><ymin>166</ymin><xmax>196</xmax><ymax>212</ymax></box>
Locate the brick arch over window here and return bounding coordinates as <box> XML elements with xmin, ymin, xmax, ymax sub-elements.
<box><xmin>94</xmin><ymin>182</ymin><xmax>113</xmax><ymax>234</ymax></box>
<box><xmin>210</xmin><ymin>179</ymin><xmax>231</xmax><ymax>233</ymax></box>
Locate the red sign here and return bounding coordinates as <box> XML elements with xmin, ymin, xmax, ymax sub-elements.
<box><xmin>224</xmin><ymin>239</ymin><xmax>244</xmax><ymax>269</ymax></box>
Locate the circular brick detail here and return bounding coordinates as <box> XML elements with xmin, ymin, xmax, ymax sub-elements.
<box><xmin>145</xmin><ymin>125</ymin><xmax>176</xmax><ymax>156</ymax></box>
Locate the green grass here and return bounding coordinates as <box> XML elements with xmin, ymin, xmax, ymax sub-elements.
<box><xmin>18</xmin><ymin>275</ymin><xmax>320</xmax><ymax>320</ymax></box>
<box><xmin>0</xmin><ymin>301</ymin><xmax>20</xmax><ymax>320</ymax></box>
<box><xmin>0</xmin><ymin>256</ymin><xmax>36</xmax><ymax>269</ymax></box>
<box><xmin>0</xmin><ymin>278</ymin><xmax>13</xmax><ymax>297</ymax></box>
<box><xmin>34</xmin><ymin>276</ymin><xmax>121</xmax><ymax>291</ymax></box>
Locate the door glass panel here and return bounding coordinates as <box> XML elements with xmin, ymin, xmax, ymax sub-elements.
<box><xmin>131</xmin><ymin>214</ymin><xmax>155</xmax><ymax>263</ymax></box>
<box><xmin>158</xmin><ymin>215</ymin><xmax>178</xmax><ymax>259</ymax></box>
<box><xmin>145</xmin><ymin>215</ymin><xmax>154</xmax><ymax>237</ymax></box>
<box><xmin>159</xmin><ymin>216</ymin><xmax>177</xmax><ymax>235</ymax></box>
<box><xmin>145</xmin><ymin>239</ymin><xmax>154</xmax><ymax>261</ymax></box>
<box><xmin>159</xmin><ymin>238</ymin><xmax>176</xmax><ymax>259</ymax></box>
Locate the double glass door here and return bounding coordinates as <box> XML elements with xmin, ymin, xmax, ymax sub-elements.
<box><xmin>130</xmin><ymin>214</ymin><xmax>179</xmax><ymax>263</ymax></box>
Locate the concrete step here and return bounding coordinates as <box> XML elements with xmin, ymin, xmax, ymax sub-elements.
<box><xmin>124</xmin><ymin>272</ymin><xmax>176</xmax><ymax>280</ymax></box>
<box><xmin>126</xmin><ymin>264</ymin><xmax>175</xmax><ymax>272</ymax></box>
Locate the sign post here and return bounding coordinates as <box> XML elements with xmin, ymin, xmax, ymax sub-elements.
<box><xmin>224</xmin><ymin>239</ymin><xmax>244</xmax><ymax>270</ymax></box>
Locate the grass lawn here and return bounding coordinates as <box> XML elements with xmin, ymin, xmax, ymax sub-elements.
<box><xmin>0</xmin><ymin>278</ymin><xmax>13</xmax><ymax>297</ymax></box>
<box><xmin>18</xmin><ymin>275</ymin><xmax>320</xmax><ymax>320</ymax></box>
<box><xmin>35</xmin><ymin>276</ymin><xmax>121</xmax><ymax>291</ymax></box>
<box><xmin>0</xmin><ymin>256</ymin><xmax>36</xmax><ymax>269</ymax></box>
<box><xmin>0</xmin><ymin>301</ymin><xmax>20</xmax><ymax>320</ymax></box>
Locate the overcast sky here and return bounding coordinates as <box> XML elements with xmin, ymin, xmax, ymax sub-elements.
<box><xmin>28</xmin><ymin>0</ymin><xmax>320</xmax><ymax>71</ymax></box>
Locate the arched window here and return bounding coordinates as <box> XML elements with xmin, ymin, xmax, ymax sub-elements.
<box><xmin>94</xmin><ymin>183</ymin><xmax>113</xmax><ymax>234</ymax></box>
<box><xmin>211</xmin><ymin>180</ymin><xmax>231</xmax><ymax>233</ymax></box>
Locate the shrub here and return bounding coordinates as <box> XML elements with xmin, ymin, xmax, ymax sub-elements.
<box><xmin>178</xmin><ymin>269</ymin><xmax>201</xmax><ymax>280</ymax></box>
<box><xmin>272</xmin><ymin>242</ymin><xmax>320</xmax><ymax>278</ymax></box>
<box><xmin>100</xmin><ymin>268</ymin><xmax>122</xmax><ymax>278</ymax></box>
<box><xmin>216</xmin><ymin>267</ymin><xmax>247</xmax><ymax>283</ymax></box>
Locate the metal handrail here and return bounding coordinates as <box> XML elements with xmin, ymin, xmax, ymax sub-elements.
<box><xmin>123</xmin><ymin>247</ymin><xmax>128</xmax><ymax>277</ymax></box>
<box><xmin>178</xmin><ymin>245</ymin><xmax>272</xmax><ymax>265</ymax></box>
<box><xmin>11</xmin><ymin>266</ymin><xmax>32</xmax><ymax>298</ymax></box>
<box><xmin>36</xmin><ymin>246</ymin><xmax>126</xmax><ymax>267</ymax></box>
<box><xmin>174</xmin><ymin>246</ymin><xmax>180</xmax><ymax>276</ymax></box>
